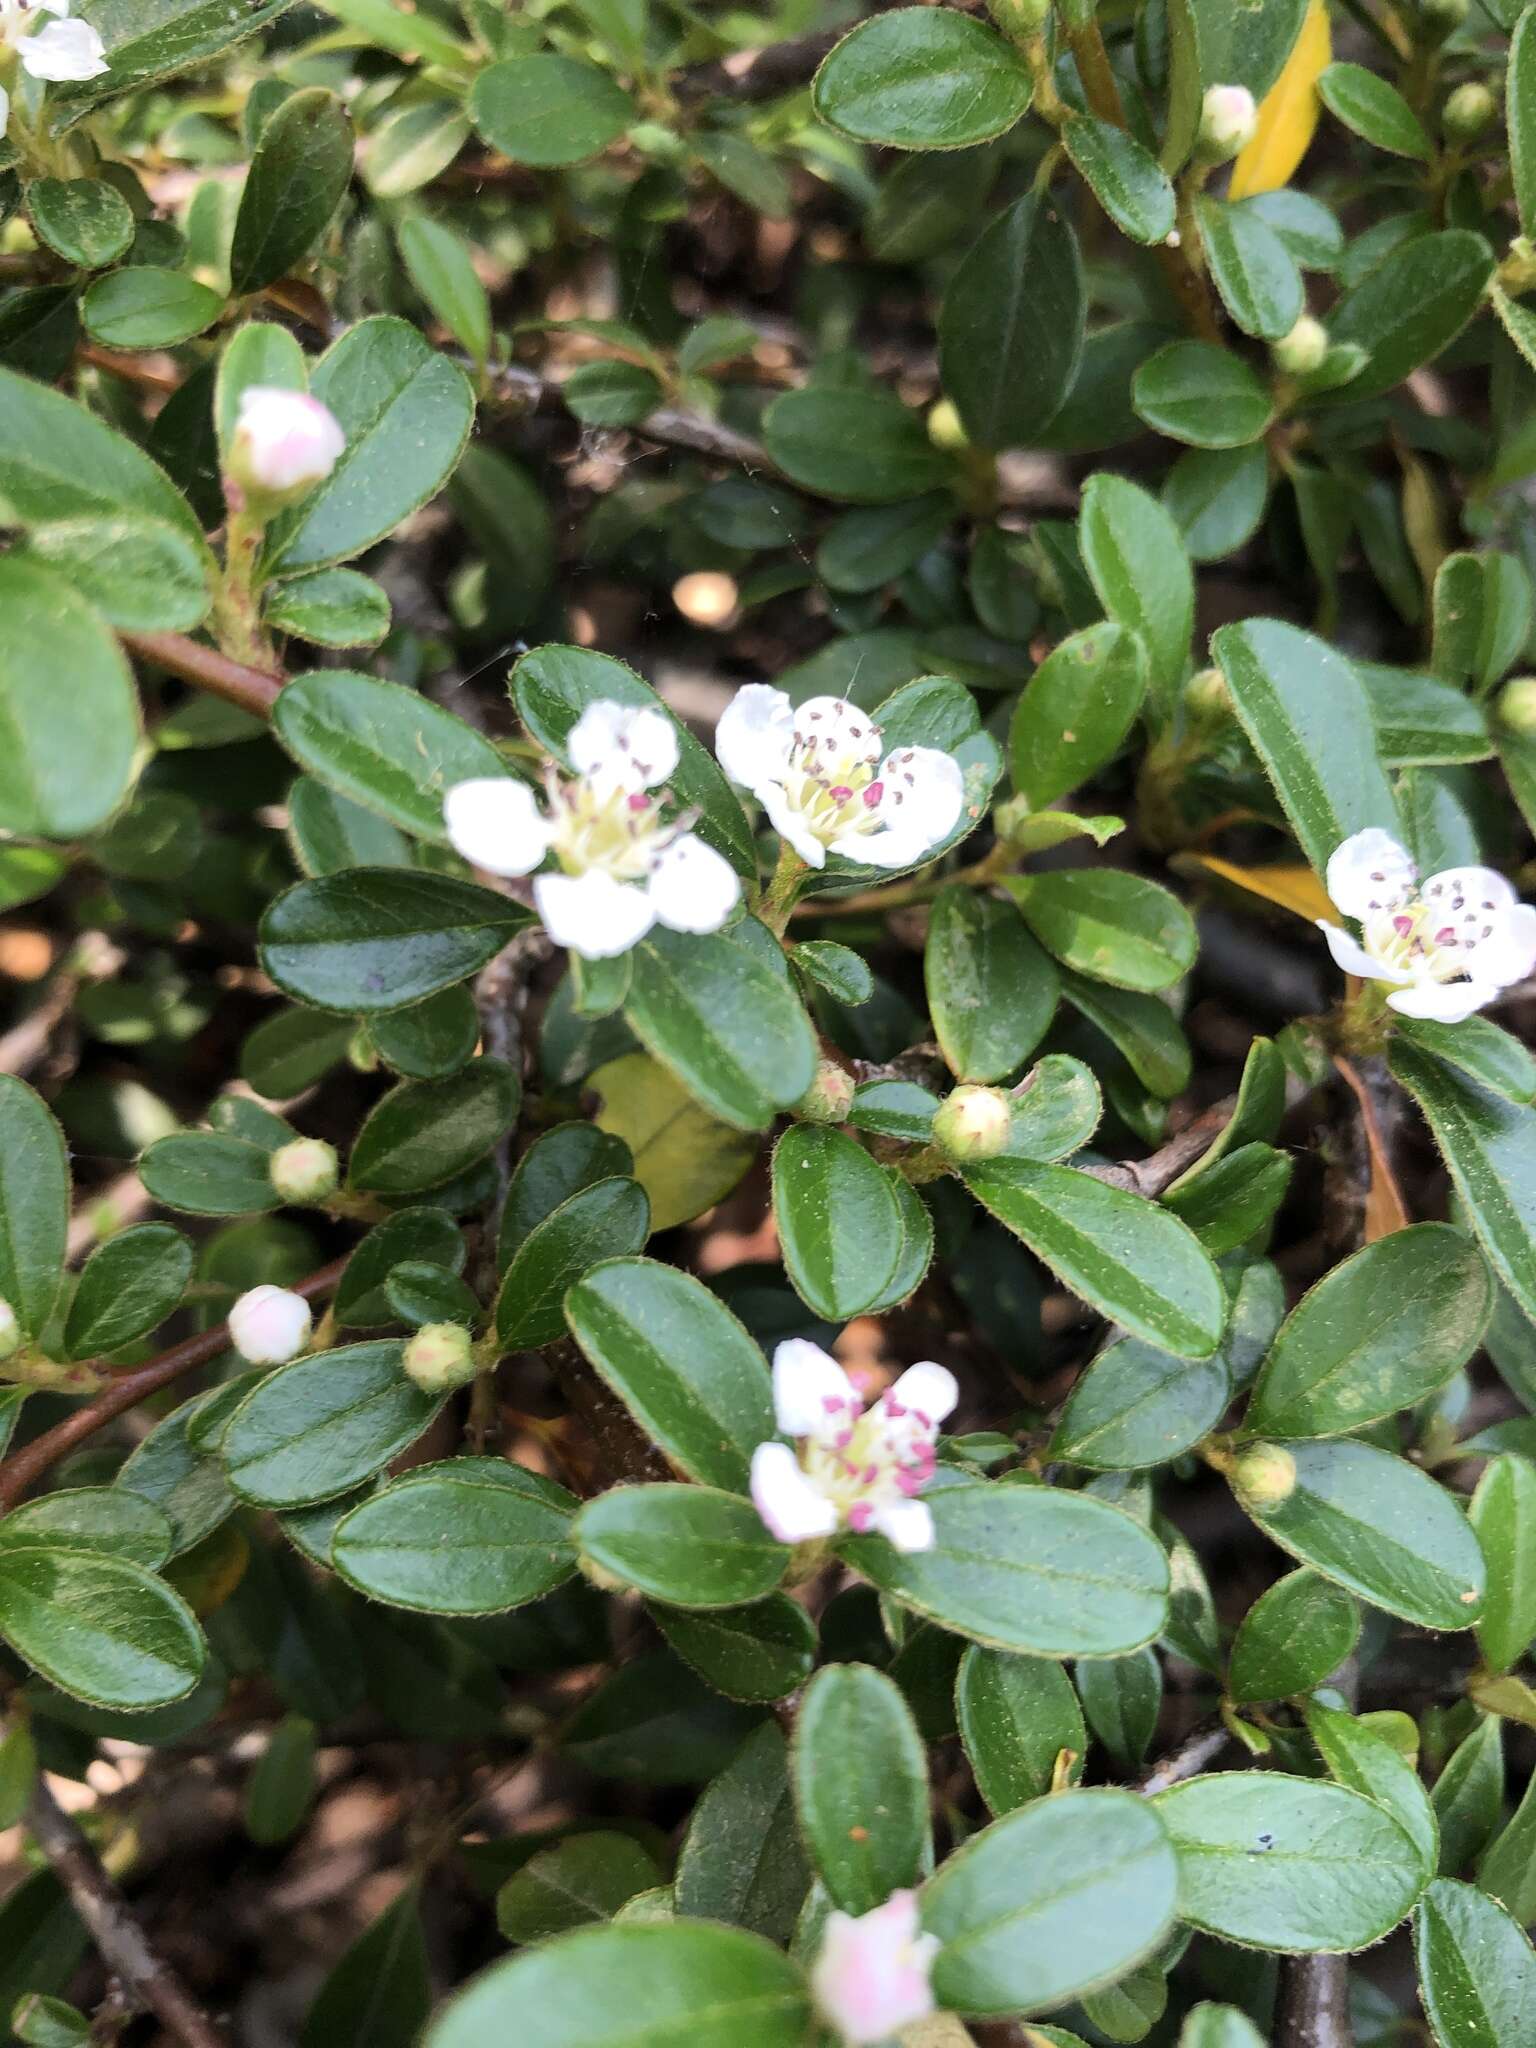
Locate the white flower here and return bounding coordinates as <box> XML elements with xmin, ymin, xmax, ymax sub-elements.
<box><xmin>715</xmin><ymin>686</ymin><xmax>965</xmax><ymax>871</ymax></box>
<box><xmin>1318</xmin><ymin>826</ymin><xmax>1536</xmax><ymax>1023</ymax></box>
<box><xmin>229</xmin><ymin>1284</ymin><xmax>312</xmax><ymax>1366</ymax></box>
<box><xmin>811</xmin><ymin>1891</ymin><xmax>940</xmax><ymax>2048</ymax></box>
<box><xmin>749</xmin><ymin>1339</ymin><xmax>957</xmax><ymax>1553</ymax></box>
<box><xmin>444</xmin><ymin>698</ymin><xmax>740</xmax><ymax>961</ymax></box>
<box><xmin>0</xmin><ymin>0</ymin><xmax>105</xmax><ymax>89</ymax></box>
<box><xmin>230</xmin><ymin>387</ymin><xmax>345</xmax><ymax>498</ymax></box>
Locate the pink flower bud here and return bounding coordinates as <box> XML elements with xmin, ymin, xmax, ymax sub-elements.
<box><xmin>0</xmin><ymin>1296</ymin><xmax>18</xmax><ymax>1361</ymax></box>
<box><xmin>1198</xmin><ymin>83</ymin><xmax>1258</xmax><ymax>162</ymax></box>
<box><xmin>230</xmin><ymin>387</ymin><xmax>345</xmax><ymax>500</ymax></box>
<box><xmin>931</xmin><ymin>1085</ymin><xmax>1012</xmax><ymax>1162</ymax></box>
<box><xmin>269</xmin><ymin>1137</ymin><xmax>339</xmax><ymax>1205</ymax></box>
<box><xmin>229</xmin><ymin>1284</ymin><xmax>312</xmax><ymax>1366</ymax></box>
<box><xmin>403</xmin><ymin>1323</ymin><xmax>479</xmax><ymax>1394</ymax></box>
<box><xmin>811</xmin><ymin>1891</ymin><xmax>940</xmax><ymax>2046</ymax></box>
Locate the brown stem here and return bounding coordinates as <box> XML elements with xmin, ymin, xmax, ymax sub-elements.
<box><xmin>25</xmin><ymin>1777</ymin><xmax>231</xmax><ymax>2048</ymax></box>
<box><xmin>120</xmin><ymin>630</ymin><xmax>284</xmax><ymax>720</ymax></box>
<box><xmin>1275</xmin><ymin>1957</ymin><xmax>1353</xmax><ymax>2048</ymax></box>
<box><xmin>1135</xmin><ymin>1718</ymin><xmax>1232</xmax><ymax>1795</ymax></box>
<box><xmin>1081</xmin><ymin>1094</ymin><xmax>1240</xmax><ymax>1199</ymax></box>
<box><xmin>0</xmin><ymin>1258</ymin><xmax>346</xmax><ymax>1512</ymax></box>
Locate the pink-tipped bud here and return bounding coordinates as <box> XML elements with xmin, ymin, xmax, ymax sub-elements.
<box><xmin>403</xmin><ymin>1322</ymin><xmax>479</xmax><ymax>1395</ymax></box>
<box><xmin>269</xmin><ymin>1137</ymin><xmax>340</xmax><ymax>1206</ymax></box>
<box><xmin>1198</xmin><ymin>83</ymin><xmax>1258</xmax><ymax>163</ymax></box>
<box><xmin>811</xmin><ymin>1892</ymin><xmax>939</xmax><ymax>2047</ymax></box>
<box><xmin>229</xmin><ymin>1284</ymin><xmax>312</xmax><ymax>1366</ymax></box>
<box><xmin>794</xmin><ymin>1059</ymin><xmax>857</xmax><ymax>1125</ymax></box>
<box><xmin>932</xmin><ymin>1085</ymin><xmax>1012</xmax><ymax>1162</ymax></box>
<box><xmin>0</xmin><ymin>1297</ymin><xmax>18</xmax><ymax>1361</ymax></box>
<box><xmin>229</xmin><ymin>387</ymin><xmax>345</xmax><ymax>504</ymax></box>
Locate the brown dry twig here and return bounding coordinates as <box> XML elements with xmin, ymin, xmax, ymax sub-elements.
<box><xmin>25</xmin><ymin>1775</ymin><xmax>232</xmax><ymax>2048</ymax></box>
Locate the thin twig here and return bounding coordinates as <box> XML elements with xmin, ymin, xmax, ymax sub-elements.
<box><xmin>25</xmin><ymin>1776</ymin><xmax>231</xmax><ymax>2048</ymax></box>
<box><xmin>120</xmin><ymin>631</ymin><xmax>284</xmax><ymax>720</ymax></box>
<box><xmin>1135</xmin><ymin>1719</ymin><xmax>1232</xmax><ymax>1796</ymax></box>
<box><xmin>0</xmin><ymin>1257</ymin><xmax>346</xmax><ymax>1511</ymax></box>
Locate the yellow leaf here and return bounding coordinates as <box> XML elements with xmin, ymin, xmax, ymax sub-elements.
<box><xmin>1229</xmin><ymin>0</ymin><xmax>1332</xmax><ymax>200</ymax></box>
<box><xmin>1174</xmin><ymin>851</ymin><xmax>1333</xmax><ymax>924</ymax></box>
<box><xmin>592</xmin><ymin>1051</ymin><xmax>755</xmax><ymax>1231</ymax></box>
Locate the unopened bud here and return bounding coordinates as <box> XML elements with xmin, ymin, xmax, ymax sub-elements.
<box><xmin>1183</xmin><ymin>666</ymin><xmax>1233</xmax><ymax>723</ymax></box>
<box><xmin>932</xmin><ymin>1085</ymin><xmax>1012</xmax><ymax>1162</ymax></box>
<box><xmin>228</xmin><ymin>386</ymin><xmax>345</xmax><ymax>510</ymax></box>
<box><xmin>795</xmin><ymin>1059</ymin><xmax>856</xmax><ymax>1125</ymax></box>
<box><xmin>229</xmin><ymin>1284</ymin><xmax>312</xmax><ymax>1366</ymax></box>
<box><xmin>927</xmin><ymin>398</ymin><xmax>969</xmax><ymax>452</ymax></box>
<box><xmin>1232</xmin><ymin>1443</ymin><xmax>1298</xmax><ymax>1513</ymax></box>
<box><xmin>269</xmin><ymin>1137</ymin><xmax>340</xmax><ymax>1206</ymax></box>
<box><xmin>1499</xmin><ymin>676</ymin><xmax>1536</xmax><ymax>738</ymax></box>
<box><xmin>985</xmin><ymin>0</ymin><xmax>1050</xmax><ymax>35</ymax></box>
<box><xmin>1272</xmin><ymin>314</ymin><xmax>1329</xmax><ymax>377</ymax></box>
<box><xmin>403</xmin><ymin>1322</ymin><xmax>479</xmax><ymax>1395</ymax></box>
<box><xmin>0</xmin><ymin>1297</ymin><xmax>18</xmax><ymax>1361</ymax></box>
<box><xmin>1418</xmin><ymin>0</ymin><xmax>1468</xmax><ymax>41</ymax></box>
<box><xmin>1197</xmin><ymin>84</ymin><xmax>1257</xmax><ymax>164</ymax></box>
<box><xmin>1443</xmin><ymin>81</ymin><xmax>1496</xmax><ymax>141</ymax></box>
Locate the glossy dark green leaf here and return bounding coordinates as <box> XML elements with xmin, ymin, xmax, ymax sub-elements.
<box><xmin>496</xmin><ymin>1177</ymin><xmax>649</xmax><ymax>1349</ymax></box>
<box><xmin>1227</xmin><ymin>1568</ymin><xmax>1359</xmax><ymax>1704</ymax></box>
<box><xmin>955</xmin><ymin>1646</ymin><xmax>1086</xmax><ymax>1813</ymax></box>
<box><xmin>812</xmin><ymin>10</ymin><xmax>1031</xmax><ymax>149</ymax></box>
<box><xmin>398</xmin><ymin>215</ymin><xmax>492</xmax><ymax>368</ymax></box>
<box><xmin>1062</xmin><ymin>115</ymin><xmax>1174</xmax><ymax>244</ymax></box>
<box><xmin>1432</xmin><ymin>1718</ymin><xmax>1504</xmax><ymax>1877</ymax></box>
<box><xmin>924</xmin><ymin>1788</ymin><xmax>1178</xmax><ymax>2015</ymax></box>
<box><xmin>1079</xmin><ymin>474</ymin><xmax>1194</xmax><ymax>715</ymax></box>
<box><xmin>497</xmin><ymin>1833</ymin><xmax>662</xmax><ymax>1944</ymax></box>
<box><xmin>1010</xmin><ymin>622</ymin><xmax>1147</xmax><ymax>809</ymax></box>
<box><xmin>1061</xmin><ymin>971</ymin><xmax>1192</xmax><ymax>1099</ymax></box>
<box><xmin>1326</xmin><ymin>231</ymin><xmax>1494</xmax><ymax>402</ymax></box>
<box><xmin>266</xmin><ymin>567</ymin><xmax>391</xmax><ymax>650</ymax></box>
<box><xmin>117</xmin><ymin>1396</ymin><xmax>236</xmax><ymax>1553</ymax></box>
<box><xmin>81</xmin><ymin>268</ymin><xmax>223</xmax><ymax>349</ymax></box>
<box><xmin>138</xmin><ymin>1132</ymin><xmax>278</xmax><ymax>1217</ymax></box>
<box><xmin>260</xmin><ymin>869</ymin><xmax>532</xmax><ymax>1014</ymax></box>
<box><xmin>222</xmin><ymin>1341</ymin><xmax>440</xmax><ymax>1509</ymax></box>
<box><xmin>762</xmin><ymin>386</ymin><xmax>951</xmax><ymax>505</ymax></box>
<box><xmin>1052</xmin><ymin>1333</ymin><xmax>1230</xmax><ymax>1472</ymax></box>
<box><xmin>1233</xmin><ymin>1438</ymin><xmax>1486</xmax><ymax>1630</ymax></box>
<box><xmin>1469</xmin><ymin>1454</ymin><xmax>1536</xmax><ymax>1673</ymax></box>
<box><xmin>1319</xmin><ymin>61</ymin><xmax>1431</xmax><ymax>160</ymax></box>
<box><xmin>965</xmin><ymin>1158</ymin><xmax>1224</xmax><ymax>1358</ymax></box>
<box><xmin>0</xmin><ymin>1488</ymin><xmax>172</xmax><ymax>1569</ymax></box>
<box><xmin>301</xmin><ymin>1888</ymin><xmax>430</xmax><ymax>2048</ymax></box>
<box><xmin>334</xmin><ymin>1465</ymin><xmax>577</xmax><ymax>1614</ymax></box>
<box><xmin>1414</xmin><ymin>1876</ymin><xmax>1536</xmax><ymax>2047</ymax></box>
<box><xmin>0</xmin><ymin>1077</ymin><xmax>68</xmax><ymax>1339</ymax></box>
<box><xmin>1247</xmin><ymin>1224</ymin><xmax>1491</xmax><ymax>1437</ymax></box>
<box><xmin>27</xmin><ymin>178</ymin><xmax>134</xmax><ymax>268</ymax></box>
<box><xmin>1133</xmin><ymin>337</ymin><xmax>1275</xmax><ymax>450</ymax></box>
<box><xmin>925</xmin><ymin>887</ymin><xmax>1058</xmax><ymax>1084</ymax></box>
<box><xmin>939</xmin><ymin>196</ymin><xmax>1084</xmax><ymax>451</ymax></box>
<box><xmin>500</xmin><ymin>1123</ymin><xmax>634</xmax><ymax>1266</ymax></box>
<box><xmin>564</xmin><ymin>1259</ymin><xmax>773</xmax><ymax>1492</ymax></box>
<box><xmin>792</xmin><ymin>1663</ymin><xmax>928</xmax><ymax>1914</ymax></box>
<box><xmin>348</xmin><ymin>1058</ymin><xmax>520</xmax><ymax>1195</ymax></box>
<box><xmin>60</xmin><ymin>1224</ymin><xmax>192</xmax><ymax>1359</ymax></box>
<box><xmin>336</xmin><ymin>1207</ymin><xmax>466</xmax><ymax>1327</ymax></box>
<box><xmin>771</xmin><ymin>1124</ymin><xmax>906</xmax><ymax>1320</ymax></box>
<box><xmin>0</xmin><ymin>1544</ymin><xmax>204</xmax><ymax>1709</ymax></box>
<box><xmin>1306</xmin><ymin>1700</ymin><xmax>1438</xmax><ymax>1876</ymax></box>
<box><xmin>1212</xmin><ymin>619</ymin><xmax>1400</xmax><ymax>876</ymax></box>
<box><xmin>1006</xmin><ymin>869</ymin><xmax>1196</xmax><ymax>994</ymax></box>
<box><xmin>844</xmin><ymin>1482</ymin><xmax>1169</xmax><ymax>1656</ymax></box>
<box><xmin>469</xmin><ymin>54</ymin><xmax>633</xmax><ymax>166</ymax></box>
<box><xmin>230</xmin><ymin>88</ymin><xmax>352</xmax><ymax>293</ymax></box>
<box><xmin>1155</xmin><ymin>1772</ymin><xmax>1423</xmax><ymax>1951</ymax></box>
<box><xmin>1397</xmin><ymin>1016</ymin><xmax>1536</xmax><ymax>1106</ymax></box>
<box><xmin>673</xmin><ymin>1720</ymin><xmax>808</xmax><ymax>1942</ymax></box>
<box><xmin>575</xmin><ymin>1484</ymin><xmax>786</xmax><ymax>1610</ymax></box>
<box><xmin>1163</xmin><ymin>442</ymin><xmax>1270</xmax><ymax>562</ymax></box>
<box><xmin>1513</xmin><ymin>6</ymin><xmax>1536</xmax><ymax>240</ymax></box>
<box><xmin>1391</xmin><ymin>1042</ymin><xmax>1536</xmax><ymax>1326</ymax></box>
<box><xmin>650</xmin><ymin>1595</ymin><xmax>816</xmax><ymax>1704</ymax></box>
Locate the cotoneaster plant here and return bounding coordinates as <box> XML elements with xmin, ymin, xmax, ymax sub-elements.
<box><xmin>0</xmin><ymin>1</ymin><xmax>1535</xmax><ymax>2045</ymax></box>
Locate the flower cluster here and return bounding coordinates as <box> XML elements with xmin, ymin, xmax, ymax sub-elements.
<box><xmin>749</xmin><ymin>1339</ymin><xmax>958</xmax><ymax>1554</ymax></box>
<box><xmin>716</xmin><ymin>685</ymin><xmax>964</xmax><ymax>871</ymax></box>
<box><xmin>446</xmin><ymin>700</ymin><xmax>740</xmax><ymax>960</ymax></box>
<box><xmin>812</xmin><ymin>1891</ymin><xmax>939</xmax><ymax>2047</ymax></box>
<box><xmin>0</xmin><ymin>0</ymin><xmax>106</xmax><ymax>138</ymax></box>
<box><xmin>1320</xmin><ymin>827</ymin><xmax>1536</xmax><ymax>1024</ymax></box>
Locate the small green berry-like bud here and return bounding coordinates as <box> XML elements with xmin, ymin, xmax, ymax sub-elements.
<box><xmin>1183</xmin><ymin>667</ymin><xmax>1233</xmax><ymax>724</ymax></box>
<box><xmin>927</xmin><ymin>399</ymin><xmax>969</xmax><ymax>452</ymax></box>
<box><xmin>985</xmin><ymin>0</ymin><xmax>1050</xmax><ymax>34</ymax></box>
<box><xmin>932</xmin><ymin>1085</ymin><xmax>1012</xmax><ymax>1163</ymax></box>
<box><xmin>0</xmin><ymin>1297</ymin><xmax>19</xmax><ymax>1361</ymax></box>
<box><xmin>1443</xmin><ymin>81</ymin><xmax>1496</xmax><ymax>142</ymax></box>
<box><xmin>794</xmin><ymin>1059</ymin><xmax>856</xmax><ymax>1125</ymax></box>
<box><xmin>1499</xmin><ymin>676</ymin><xmax>1536</xmax><ymax>738</ymax></box>
<box><xmin>269</xmin><ymin>1137</ymin><xmax>340</xmax><ymax>1206</ymax></box>
<box><xmin>1196</xmin><ymin>83</ymin><xmax>1258</xmax><ymax>165</ymax></box>
<box><xmin>1231</xmin><ymin>1443</ymin><xmax>1298</xmax><ymax>1513</ymax></box>
<box><xmin>1271</xmin><ymin>314</ymin><xmax>1329</xmax><ymax>378</ymax></box>
<box><xmin>403</xmin><ymin>1322</ymin><xmax>479</xmax><ymax>1395</ymax></box>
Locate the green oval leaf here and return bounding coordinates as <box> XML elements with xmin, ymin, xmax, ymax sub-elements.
<box><xmin>1005</xmin><ymin>869</ymin><xmax>1197</xmax><ymax>993</ymax></box>
<box><xmin>1133</xmin><ymin>339</ymin><xmax>1275</xmax><ymax>449</ymax></box>
<box><xmin>1062</xmin><ymin>115</ymin><xmax>1175</xmax><ymax>245</ymax></box>
<box><xmin>333</xmin><ymin>1465</ymin><xmax>578</xmax><ymax>1614</ymax></box>
<box><xmin>1319</xmin><ymin>61</ymin><xmax>1432</xmax><ymax>161</ymax></box>
<box><xmin>792</xmin><ymin>1662</ymin><xmax>928</xmax><ymax>1914</ymax></box>
<box><xmin>772</xmin><ymin>1124</ymin><xmax>906</xmax><ymax>1320</ymax></box>
<box><xmin>1227</xmin><ymin>1568</ymin><xmax>1360</xmax><ymax>1705</ymax></box>
<box><xmin>0</xmin><ymin>1076</ymin><xmax>69</xmax><ymax>1339</ymax></box>
<box><xmin>0</xmin><ymin>1544</ymin><xmax>204</xmax><ymax>1709</ymax></box>
<box><xmin>348</xmin><ymin>1058</ymin><xmax>521</xmax><ymax>1195</ymax></box>
<box><xmin>230</xmin><ymin>87</ymin><xmax>353</xmax><ymax>294</ymax></box>
<box><xmin>61</xmin><ymin>1223</ymin><xmax>192</xmax><ymax>1359</ymax></box>
<box><xmin>1414</xmin><ymin>1877</ymin><xmax>1536</xmax><ymax>2048</ymax></box>
<box><xmin>497</xmin><ymin>1177</ymin><xmax>650</xmax><ymax>1349</ymax></box>
<box><xmin>812</xmin><ymin>10</ymin><xmax>1032</xmax><ymax>149</ymax></box>
<box><xmin>1326</xmin><ymin>231</ymin><xmax>1494</xmax><ymax>403</ymax></box>
<box><xmin>956</xmin><ymin>1646</ymin><xmax>1087</xmax><ymax>1813</ymax></box>
<box><xmin>223</xmin><ymin>1341</ymin><xmax>441</xmax><ymax>1508</ymax></box>
<box><xmin>575</xmin><ymin>1484</ymin><xmax>788</xmax><ymax>1610</ymax></box>
<box><xmin>926</xmin><ymin>885</ymin><xmax>1059</xmax><ymax>1082</ymax></box>
<box><xmin>469</xmin><ymin>54</ymin><xmax>634</xmax><ymax>168</ymax></box>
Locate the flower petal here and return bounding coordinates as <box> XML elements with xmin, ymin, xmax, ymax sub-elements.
<box><xmin>750</xmin><ymin>1441</ymin><xmax>838</xmax><ymax>1545</ymax></box>
<box><xmin>0</xmin><ymin>85</ymin><xmax>9</xmax><ymax>139</ymax></box>
<box><xmin>715</xmin><ymin>684</ymin><xmax>794</xmax><ymax>789</ymax></box>
<box><xmin>569</xmin><ymin>700</ymin><xmax>678</xmax><ymax>795</ymax></box>
<box><xmin>870</xmin><ymin>1498</ymin><xmax>937</xmax><ymax>1553</ymax></box>
<box><xmin>760</xmin><ymin>779</ymin><xmax>827</xmax><ymax>867</ymax></box>
<box><xmin>444</xmin><ymin>777</ymin><xmax>550</xmax><ymax>877</ymax></box>
<box><xmin>20</xmin><ymin>15</ymin><xmax>106</xmax><ymax>78</ymax></box>
<box><xmin>811</xmin><ymin>1895</ymin><xmax>937</xmax><ymax>2048</ymax></box>
<box><xmin>887</xmin><ymin>1361</ymin><xmax>959</xmax><ymax>1428</ymax></box>
<box><xmin>1458</xmin><ymin>899</ymin><xmax>1536</xmax><ymax>991</ymax></box>
<box><xmin>1325</xmin><ymin>827</ymin><xmax>1416</xmax><ymax>919</ymax></box>
<box><xmin>770</xmin><ymin>1337</ymin><xmax>856</xmax><ymax>1437</ymax></box>
<box><xmin>534</xmin><ymin>870</ymin><xmax>655</xmax><ymax>960</ymax></box>
<box><xmin>1387</xmin><ymin>980</ymin><xmax>1496</xmax><ymax>1023</ymax></box>
<box><xmin>646</xmin><ymin>832</ymin><xmax>740</xmax><ymax>935</ymax></box>
<box><xmin>1316</xmin><ymin>919</ymin><xmax>1409</xmax><ymax>985</ymax></box>
<box><xmin>872</xmin><ymin>745</ymin><xmax>965</xmax><ymax>860</ymax></box>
